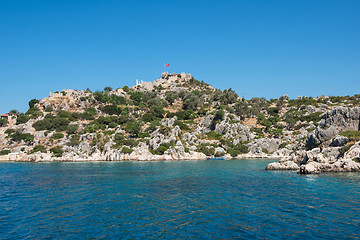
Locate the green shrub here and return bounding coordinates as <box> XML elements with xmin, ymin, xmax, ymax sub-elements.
<box><xmin>197</xmin><ymin>143</ymin><xmax>215</xmax><ymax>156</ymax></box>
<box><xmin>146</xmin><ymin>120</ymin><xmax>161</xmax><ymax>132</ymax></box>
<box><xmin>69</xmin><ymin>135</ymin><xmax>80</xmax><ymax>146</ymax></box>
<box><xmin>10</xmin><ymin>132</ymin><xmax>34</xmax><ymax>143</ymax></box>
<box><xmin>339</xmin><ymin>131</ymin><xmax>360</xmax><ymax>142</ymax></box>
<box><xmin>174</xmin><ymin>120</ymin><xmax>190</xmax><ymax>131</ymax></box>
<box><xmin>226</xmin><ymin>142</ymin><xmax>249</xmax><ymax>157</ymax></box>
<box><xmin>45</xmin><ymin>106</ymin><xmax>53</xmax><ymax>112</ymax></box>
<box><xmin>0</xmin><ymin>149</ymin><xmax>11</xmax><ymax>155</ymax></box>
<box><xmin>262</xmin><ymin>148</ymin><xmax>269</xmax><ymax>154</ymax></box>
<box><xmin>28</xmin><ymin>99</ymin><xmax>39</xmax><ymax>108</ymax></box>
<box><xmin>122</xmin><ymin>86</ymin><xmax>129</xmax><ymax>92</ymax></box>
<box><xmin>85</xmin><ymin>125</ymin><xmax>99</xmax><ymax>133</ymax></box>
<box><xmin>151</xmin><ymin>141</ymin><xmax>175</xmax><ymax>155</ymax></box>
<box><xmin>67</xmin><ymin>124</ymin><xmax>78</xmax><ymax>134</ymax></box>
<box><xmin>5</xmin><ymin>128</ymin><xmax>15</xmax><ymax>135</ymax></box>
<box><xmin>108</xmin><ymin>122</ymin><xmax>118</xmax><ymax>128</ymax></box>
<box><xmin>138</xmin><ymin>132</ymin><xmax>150</xmax><ymax>138</ymax></box>
<box><xmin>121</xmin><ymin>147</ymin><xmax>133</xmax><ymax>154</ymax></box>
<box><xmin>26</xmin><ymin>107</ymin><xmax>42</xmax><ymax>119</ymax></box>
<box><xmin>142</xmin><ymin>113</ymin><xmax>156</xmax><ymax>123</ymax></box>
<box><xmin>339</xmin><ymin>144</ymin><xmax>353</xmax><ymax>156</ymax></box>
<box><xmin>0</xmin><ymin>118</ymin><xmax>8</xmax><ymax>126</ymax></box>
<box><xmin>104</xmin><ymin>86</ymin><xmax>113</xmax><ymax>91</ymax></box>
<box><xmin>353</xmin><ymin>158</ymin><xmax>360</xmax><ymax>163</ymax></box>
<box><xmin>30</xmin><ymin>145</ymin><xmax>47</xmax><ymax>153</ymax></box>
<box><xmin>16</xmin><ymin>113</ymin><xmax>29</xmax><ymax>124</ymax></box>
<box><xmin>125</xmin><ymin>120</ymin><xmax>141</xmax><ymax>137</ymax></box>
<box><xmin>52</xmin><ymin>133</ymin><xmax>64</xmax><ymax>139</ymax></box>
<box><xmin>102</xmin><ymin>104</ymin><xmax>122</xmax><ymax>115</ymax></box>
<box><xmin>33</xmin><ymin>117</ymin><xmax>70</xmax><ymax>132</ymax></box>
<box><xmin>206</xmin><ymin>131</ymin><xmax>222</xmax><ymax>140</ymax></box>
<box><xmin>50</xmin><ymin>146</ymin><xmax>63</xmax><ymax>157</ymax></box>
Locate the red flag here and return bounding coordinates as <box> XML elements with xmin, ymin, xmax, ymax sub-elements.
<box><xmin>165</xmin><ymin>63</ymin><xmax>169</xmax><ymax>66</ymax></box>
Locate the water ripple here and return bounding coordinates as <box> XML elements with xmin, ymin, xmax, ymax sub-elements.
<box><xmin>1</xmin><ymin>160</ymin><xmax>360</xmax><ymax>239</ymax></box>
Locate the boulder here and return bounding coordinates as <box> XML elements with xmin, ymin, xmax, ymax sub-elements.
<box><xmin>265</xmin><ymin>161</ymin><xmax>299</xmax><ymax>170</ymax></box>
<box><xmin>330</xmin><ymin>135</ymin><xmax>349</xmax><ymax>147</ymax></box>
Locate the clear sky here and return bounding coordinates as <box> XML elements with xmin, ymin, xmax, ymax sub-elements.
<box><xmin>0</xmin><ymin>0</ymin><xmax>359</xmax><ymax>113</ymax></box>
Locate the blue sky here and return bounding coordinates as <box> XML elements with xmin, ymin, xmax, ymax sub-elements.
<box><xmin>0</xmin><ymin>0</ymin><xmax>359</xmax><ymax>113</ymax></box>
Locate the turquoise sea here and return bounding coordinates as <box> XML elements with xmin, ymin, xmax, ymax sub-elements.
<box><xmin>0</xmin><ymin>159</ymin><xmax>359</xmax><ymax>239</ymax></box>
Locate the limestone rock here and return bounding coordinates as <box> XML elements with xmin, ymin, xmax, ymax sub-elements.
<box><xmin>265</xmin><ymin>161</ymin><xmax>299</xmax><ymax>170</ymax></box>
<box><xmin>248</xmin><ymin>138</ymin><xmax>281</xmax><ymax>154</ymax></box>
<box><xmin>330</xmin><ymin>135</ymin><xmax>349</xmax><ymax>147</ymax></box>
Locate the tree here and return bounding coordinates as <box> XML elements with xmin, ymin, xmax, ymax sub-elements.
<box><xmin>220</xmin><ymin>88</ymin><xmax>238</xmax><ymax>105</ymax></box>
<box><xmin>9</xmin><ymin>109</ymin><xmax>19</xmax><ymax>116</ymax></box>
<box><xmin>50</xmin><ymin>146</ymin><xmax>63</xmax><ymax>157</ymax></box>
<box><xmin>150</xmin><ymin>105</ymin><xmax>165</xmax><ymax>118</ymax></box>
<box><xmin>122</xmin><ymin>86</ymin><xmax>130</xmax><ymax>92</ymax></box>
<box><xmin>165</xmin><ymin>91</ymin><xmax>177</xmax><ymax>105</ymax></box>
<box><xmin>0</xmin><ymin>118</ymin><xmax>8</xmax><ymax>126</ymax></box>
<box><xmin>104</xmin><ymin>86</ymin><xmax>113</xmax><ymax>92</ymax></box>
<box><xmin>28</xmin><ymin>99</ymin><xmax>39</xmax><ymax>109</ymax></box>
<box><xmin>102</xmin><ymin>104</ymin><xmax>122</xmax><ymax>115</ymax></box>
<box><xmin>125</xmin><ymin>120</ymin><xmax>141</xmax><ymax>137</ymax></box>
<box><xmin>67</xmin><ymin>124</ymin><xmax>78</xmax><ymax>134</ymax></box>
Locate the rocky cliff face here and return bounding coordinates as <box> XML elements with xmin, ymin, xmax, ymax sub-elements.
<box><xmin>266</xmin><ymin>107</ymin><xmax>360</xmax><ymax>174</ymax></box>
<box><xmin>306</xmin><ymin>107</ymin><xmax>360</xmax><ymax>149</ymax></box>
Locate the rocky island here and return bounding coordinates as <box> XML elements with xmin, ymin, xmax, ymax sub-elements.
<box><xmin>0</xmin><ymin>72</ymin><xmax>360</xmax><ymax>174</ymax></box>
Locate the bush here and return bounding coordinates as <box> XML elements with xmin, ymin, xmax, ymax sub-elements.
<box><xmin>130</xmin><ymin>92</ymin><xmax>144</xmax><ymax>104</ymax></box>
<box><xmin>50</xmin><ymin>146</ymin><xmax>63</xmax><ymax>157</ymax></box>
<box><xmin>226</xmin><ymin>142</ymin><xmax>249</xmax><ymax>157</ymax></box>
<box><xmin>5</xmin><ymin>128</ymin><xmax>15</xmax><ymax>135</ymax></box>
<box><xmin>138</xmin><ymin>132</ymin><xmax>150</xmax><ymax>138</ymax></box>
<box><xmin>108</xmin><ymin>122</ymin><xmax>118</xmax><ymax>128</ymax></box>
<box><xmin>45</xmin><ymin>106</ymin><xmax>53</xmax><ymax>112</ymax></box>
<box><xmin>125</xmin><ymin>120</ymin><xmax>141</xmax><ymax>137</ymax></box>
<box><xmin>176</xmin><ymin>110</ymin><xmax>194</xmax><ymax>120</ymax></box>
<box><xmin>33</xmin><ymin>117</ymin><xmax>70</xmax><ymax>132</ymax></box>
<box><xmin>69</xmin><ymin>135</ymin><xmax>80</xmax><ymax>146</ymax></box>
<box><xmin>30</xmin><ymin>145</ymin><xmax>47</xmax><ymax>153</ymax></box>
<box><xmin>52</xmin><ymin>133</ymin><xmax>64</xmax><ymax>139</ymax></box>
<box><xmin>85</xmin><ymin>125</ymin><xmax>99</xmax><ymax>133</ymax></box>
<box><xmin>122</xmin><ymin>86</ymin><xmax>129</xmax><ymax>92</ymax></box>
<box><xmin>150</xmin><ymin>105</ymin><xmax>165</xmax><ymax>118</ymax></box>
<box><xmin>142</xmin><ymin>113</ymin><xmax>156</xmax><ymax>123</ymax></box>
<box><xmin>0</xmin><ymin>149</ymin><xmax>11</xmax><ymax>155</ymax></box>
<box><xmin>121</xmin><ymin>147</ymin><xmax>133</xmax><ymax>154</ymax></box>
<box><xmin>67</xmin><ymin>124</ymin><xmax>78</xmax><ymax>134</ymax></box>
<box><xmin>26</xmin><ymin>107</ymin><xmax>42</xmax><ymax>119</ymax></box>
<box><xmin>28</xmin><ymin>99</ymin><xmax>39</xmax><ymax>108</ymax></box>
<box><xmin>206</xmin><ymin>131</ymin><xmax>222</xmax><ymax>140</ymax></box>
<box><xmin>0</xmin><ymin>118</ymin><xmax>8</xmax><ymax>126</ymax></box>
<box><xmin>339</xmin><ymin>144</ymin><xmax>353</xmax><ymax>156</ymax></box>
<box><xmin>151</xmin><ymin>141</ymin><xmax>175</xmax><ymax>155</ymax></box>
<box><xmin>16</xmin><ymin>113</ymin><xmax>29</xmax><ymax>124</ymax></box>
<box><xmin>10</xmin><ymin>131</ymin><xmax>34</xmax><ymax>143</ymax></box>
<box><xmin>104</xmin><ymin>86</ymin><xmax>113</xmax><ymax>91</ymax></box>
<box><xmin>339</xmin><ymin>131</ymin><xmax>360</xmax><ymax>142</ymax></box>
<box><xmin>197</xmin><ymin>143</ymin><xmax>215</xmax><ymax>156</ymax></box>
<box><xmin>174</xmin><ymin>120</ymin><xmax>190</xmax><ymax>131</ymax></box>
<box><xmin>102</xmin><ymin>104</ymin><xmax>122</xmax><ymax>115</ymax></box>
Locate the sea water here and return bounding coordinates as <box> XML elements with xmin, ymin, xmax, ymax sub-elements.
<box><xmin>0</xmin><ymin>159</ymin><xmax>359</xmax><ymax>239</ymax></box>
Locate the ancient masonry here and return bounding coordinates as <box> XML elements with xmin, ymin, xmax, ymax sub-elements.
<box><xmin>134</xmin><ymin>72</ymin><xmax>192</xmax><ymax>91</ymax></box>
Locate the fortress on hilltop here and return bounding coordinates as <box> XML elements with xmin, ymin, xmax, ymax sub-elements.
<box><xmin>133</xmin><ymin>72</ymin><xmax>192</xmax><ymax>91</ymax></box>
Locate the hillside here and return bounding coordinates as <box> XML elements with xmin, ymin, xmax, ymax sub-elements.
<box><xmin>1</xmin><ymin>72</ymin><xmax>360</xmax><ymax>173</ymax></box>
